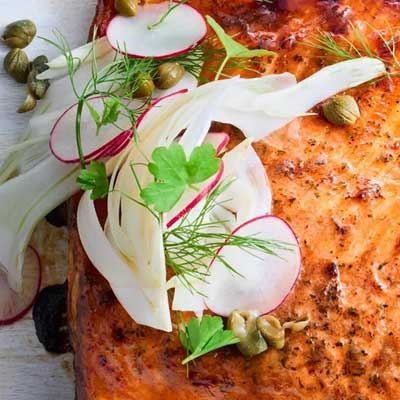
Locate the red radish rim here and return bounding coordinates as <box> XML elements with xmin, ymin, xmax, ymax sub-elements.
<box><xmin>0</xmin><ymin>246</ymin><xmax>42</xmax><ymax>326</ymax></box>
<box><xmin>136</xmin><ymin>89</ymin><xmax>188</xmax><ymax>129</ymax></box>
<box><xmin>106</xmin><ymin>2</ymin><xmax>208</xmax><ymax>60</ymax></box>
<box><xmin>49</xmin><ymin>96</ymin><xmax>134</xmax><ymax>164</ymax></box>
<box><xmin>89</xmin><ymin>129</ymin><xmax>133</xmax><ymax>159</ymax></box>
<box><xmin>206</xmin><ymin>132</ymin><xmax>230</xmax><ymax>155</ymax></box>
<box><xmin>166</xmin><ymin>162</ymin><xmax>225</xmax><ymax>229</ymax></box>
<box><xmin>100</xmin><ymin>132</ymin><xmax>132</xmax><ymax>158</ymax></box>
<box><xmin>206</xmin><ymin>214</ymin><xmax>302</xmax><ymax>316</ymax></box>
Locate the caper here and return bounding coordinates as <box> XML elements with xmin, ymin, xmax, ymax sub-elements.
<box><xmin>115</xmin><ymin>0</ymin><xmax>138</xmax><ymax>16</ymax></box>
<box><xmin>227</xmin><ymin>310</ymin><xmax>268</xmax><ymax>357</ymax></box>
<box><xmin>154</xmin><ymin>62</ymin><xmax>185</xmax><ymax>90</ymax></box>
<box><xmin>132</xmin><ymin>73</ymin><xmax>155</xmax><ymax>98</ymax></box>
<box><xmin>31</xmin><ymin>55</ymin><xmax>49</xmax><ymax>74</ymax></box>
<box><xmin>28</xmin><ymin>68</ymin><xmax>50</xmax><ymax>99</ymax></box>
<box><xmin>282</xmin><ymin>319</ymin><xmax>309</xmax><ymax>332</ymax></box>
<box><xmin>2</xmin><ymin>19</ymin><xmax>36</xmax><ymax>49</ymax></box>
<box><xmin>257</xmin><ymin>315</ymin><xmax>285</xmax><ymax>350</ymax></box>
<box><xmin>4</xmin><ymin>48</ymin><xmax>30</xmax><ymax>83</ymax></box>
<box><xmin>322</xmin><ymin>95</ymin><xmax>360</xmax><ymax>126</ymax></box>
<box><xmin>18</xmin><ymin>93</ymin><xmax>37</xmax><ymax>113</ymax></box>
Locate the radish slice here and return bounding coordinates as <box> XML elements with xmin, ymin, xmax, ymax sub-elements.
<box><xmin>88</xmin><ymin>129</ymin><xmax>133</xmax><ymax>160</ymax></box>
<box><xmin>203</xmin><ymin>132</ymin><xmax>230</xmax><ymax>156</ymax></box>
<box><xmin>205</xmin><ymin>215</ymin><xmax>301</xmax><ymax>317</ymax></box>
<box><xmin>0</xmin><ymin>246</ymin><xmax>41</xmax><ymax>326</ymax></box>
<box><xmin>106</xmin><ymin>2</ymin><xmax>207</xmax><ymax>59</ymax></box>
<box><xmin>165</xmin><ymin>162</ymin><xmax>224</xmax><ymax>229</ymax></box>
<box><xmin>49</xmin><ymin>97</ymin><xmax>137</xmax><ymax>164</ymax></box>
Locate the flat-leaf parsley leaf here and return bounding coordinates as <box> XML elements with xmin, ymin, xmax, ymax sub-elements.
<box><xmin>77</xmin><ymin>160</ymin><xmax>109</xmax><ymax>200</ymax></box>
<box><xmin>140</xmin><ymin>143</ymin><xmax>221</xmax><ymax>213</ymax></box>
<box><xmin>179</xmin><ymin>315</ymin><xmax>240</xmax><ymax>365</ymax></box>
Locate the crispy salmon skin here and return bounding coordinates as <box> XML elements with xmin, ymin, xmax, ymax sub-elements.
<box><xmin>69</xmin><ymin>1</ymin><xmax>400</xmax><ymax>398</ymax></box>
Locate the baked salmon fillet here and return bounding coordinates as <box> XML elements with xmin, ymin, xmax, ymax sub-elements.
<box><xmin>69</xmin><ymin>0</ymin><xmax>400</xmax><ymax>398</ymax></box>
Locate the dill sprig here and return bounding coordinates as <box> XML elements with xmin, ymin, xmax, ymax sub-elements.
<box><xmin>163</xmin><ymin>181</ymin><xmax>296</xmax><ymax>294</ymax></box>
<box><xmin>147</xmin><ymin>0</ymin><xmax>189</xmax><ymax>31</ymax></box>
<box><xmin>304</xmin><ymin>23</ymin><xmax>400</xmax><ymax>72</ymax></box>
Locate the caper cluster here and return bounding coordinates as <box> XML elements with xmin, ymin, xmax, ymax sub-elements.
<box><xmin>227</xmin><ymin>310</ymin><xmax>309</xmax><ymax>358</ymax></box>
<box><xmin>2</xmin><ymin>19</ymin><xmax>50</xmax><ymax>113</ymax></box>
<box><xmin>132</xmin><ymin>62</ymin><xmax>186</xmax><ymax>98</ymax></box>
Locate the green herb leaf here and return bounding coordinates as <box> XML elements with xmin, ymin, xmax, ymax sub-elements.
<box><xmin>77</xmin><ymin>160</ymin><xmax>109</xmax><ymax>200</ymax></box>
<box><xmin>141</xmin><ymin>143</ymin><xmax>221</xmax><ymax>213</ymax></box>
<box><xmin>148</xmin><ymin>143</ymin><xmax>189</xmax><ymax>184</ymax></box>
<box><xmin>179</xmin><ymin>315</ymin><xmax>240</xmax><ymax>365</ymax></box>
<box><xmin>206</xmin><ymin>15</ymin><xmax>276</xmax><ymax>80</ymax></box>
<box><xmin>101</xmin><ymin>97</ymin><xmax>121</xmax><ymax>126</ymax></box>
<box><xmin>187</xmin><ymin>144</ymin><xmax>221</xmax><ymax>184</ymax></box>
<box><xmin>140</xmin><ymin>182</ymin><xmax>185</xmax><ymax>213</ymax></box>
<box><xmin>85</xmin><ymin>101</ymin><xmax>101</xmax><ymax>128</ymax></box>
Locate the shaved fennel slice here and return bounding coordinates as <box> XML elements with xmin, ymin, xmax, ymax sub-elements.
<box><xmin>167</xmin><ymin>276</ymin><xmax>206</xmax><ymax>315</ymax></box>
<box><xmin>0</xmin><ymin>157</ymin><xmax>79</xmax><ymax>292</ymax></box>
<box><xmin>78</xmin><ymin>192</ymin><xmax>171</xmax><ymax>331</ymax></box>
<box><xmin>211</xmin><ymin>139</ymin><xmax>272</xmax><ymax>230</ymax></box>
<box><xmin>37</xmin><ymin>37</ymin><xmax>113</xmax><ymax>81</ymax></box>
<box><xmin>110</xmin><ymin>145</ymin><xmax>172</xmax><ymax>326</ymax></box>
<box><xmin>217</xmin><ymin>58</ymin><xmax>386</xmax><ymax>139</ymax></box>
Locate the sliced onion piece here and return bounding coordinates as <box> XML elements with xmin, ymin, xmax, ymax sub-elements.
<box><xmin>106</xmin><ymin>2</ymin><xmax>207</xmax><ymax>59</ymax></box>
<box><xmin>49</xmin><ymin>97</ymin><xmax>137</xmax><ymax>164</ymax></box>
<box><xmin>0</xmin><ymin>246</ymin><xmax>41</xmax><ymax>326</ymax></box>
<box><xmin>165</xmin><ymin>161</ymin><xmax>224</xmax><ymax>229</ymax></box>
<box><xmin>205</xmin><ymin>215</ymin><xmax>301</xmax><ymax>317</ymax></box>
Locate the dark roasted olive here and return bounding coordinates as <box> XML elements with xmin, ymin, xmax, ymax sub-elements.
<box><xmin>32</xmin><ymin>282</ymin><xmax>72</xmax><ymax>354</ymax></box>
<box><xmin>45</xmin><ymin>202</ymin><xmax>69</xmax><ymax>227</ymax></box>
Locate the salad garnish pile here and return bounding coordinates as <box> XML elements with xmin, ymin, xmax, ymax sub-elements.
<box><xmin>0</xmin><ymin>1</ymin><xmax>387</xmax><ymax>363</ymax></box>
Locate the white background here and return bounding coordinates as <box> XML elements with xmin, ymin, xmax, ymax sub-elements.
<box><xmin>0</xmin><ymin>1</ymin><xmax>96</xmax><ymax>399</ymax></box>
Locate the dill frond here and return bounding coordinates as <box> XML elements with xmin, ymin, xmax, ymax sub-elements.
<box><xmin>304</xmin><ymin>22</ymin><xmax>400</xmax><ymax>75</ymax></box>
<box><xmin>163</xmin><ymin>181</ymin><xmax>296</xmax><ymax>294</ymax></box>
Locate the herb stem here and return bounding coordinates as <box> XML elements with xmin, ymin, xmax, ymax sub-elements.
<box><xmin>76</xmin><ymin>99</ymin><xmax>86</xmax><ymax>169</ymax></box>
<box><xmin>147</xmin><ymin>0</ymin><xmax>188</xmax><ymax>31</ymax></box>
<box><xmin>215</xmin><ymin>56</ymin><xmax>229</xmax><ymax>81</ymax></box>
